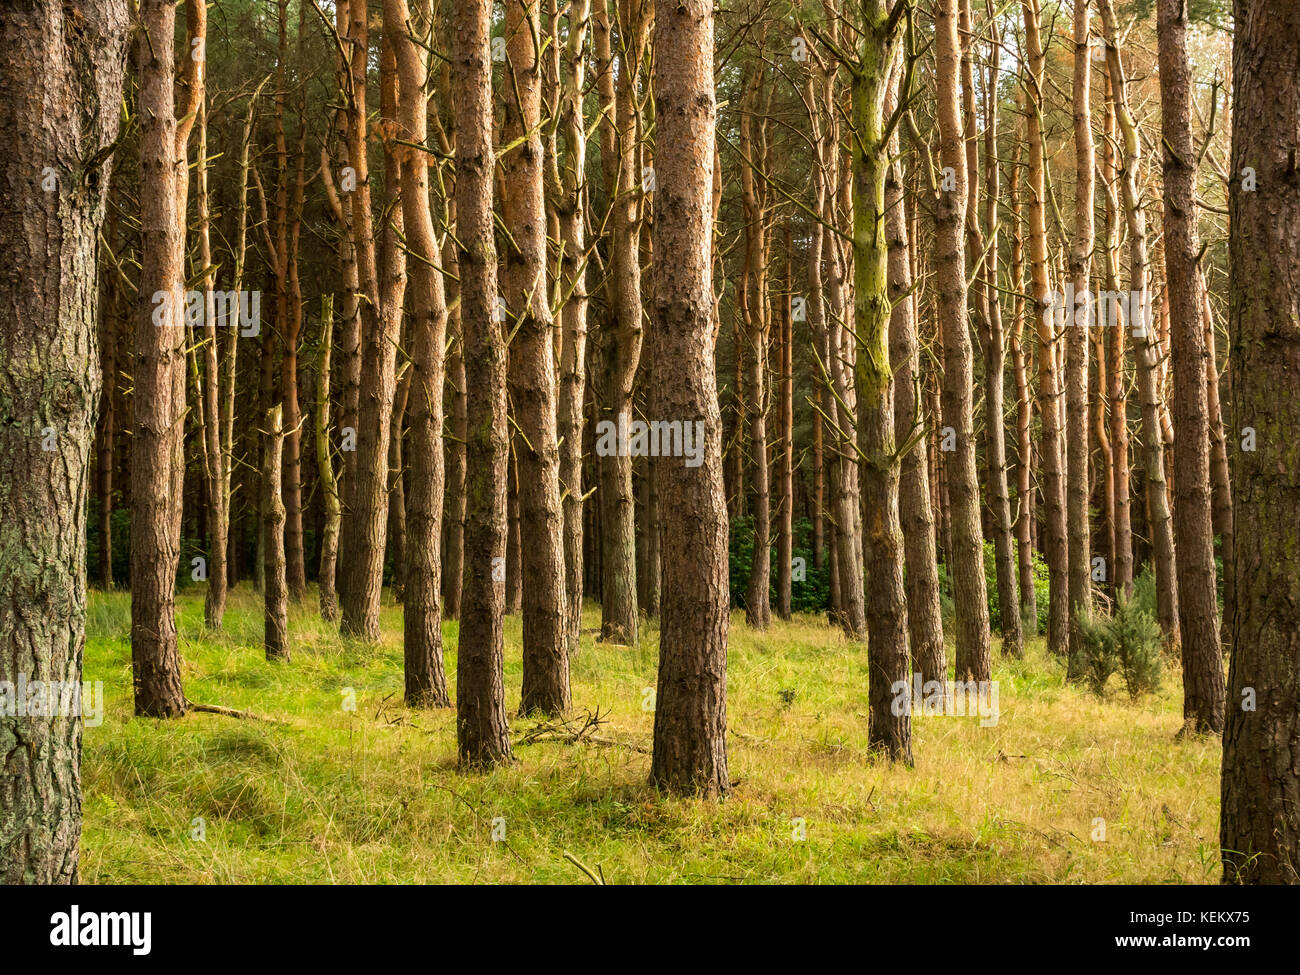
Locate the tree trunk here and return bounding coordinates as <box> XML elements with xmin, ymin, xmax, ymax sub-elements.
<box><xmin>132</xmin><ymin>0</ymin><xmax>193</xmax><ymax>718</ymax></box>
<box><xmin>1157</xmin><ymin>0</ymin><xmax>1225</xmax><ymax>733</ymax></box>
<box><xmin>1024</xmin><ymin>0</ymin><xmax>1067</xmax><ymax>657</ymax></box>
<box><xmin>649</xmin><ymin>0</ymin><xmax>730</xmax><ymax>798</ymax></box>
<box><xmin>503</xmin><ymin>0</ymin><xmax>570</xmax><ymax>715</ymax></box>
<box><xmin>982</xmin><ymin>10</ymin><xmax>1022</xmax><ymax>657</ymax></box>
<box><xmin>263</xmin><ymin>405</ymin><xmax>289</xmax><ymax>661</ymax></box>
<box><xmin>891</xmin><ymin>158</ymin><xmax>948</xmax><ymax>685</ymax></box>
<box><xmin>593</xmin><ymin>0</ymin><xmax>646</xmax><ymax>646</ymax></box>
<box><xmin>454</xmin><ymin>0</ymin><xmax>514</xmax><ymax>768</ymax></box>
<box><xmin>0</xmin><ymin>0</ymin><xmax>129</xmax><ymax>883</ymax></box>
<box><xmin>389</xmin><ymin>0</ymin><xmax>452</xmax><ymax>708</ymax></box>
<box><xmin>316</xmin><ymin>295</ymin><xmax>341</xmax><ymax>623</ymax></box>
<box><xmin>1220</xmin><ymin>0</ymin><xmax>1300</xmax><ymax>883</ymax></box>
<box><xmin>555</xmin><ymin>0</ymin><xmax>593</xmax><ymax>651</ymax></box>
<box><xmin>1065</xmin><ymin>0</ymin><xmax>1095</xmax><ymax>678</ymax></box>
<box><xmin>1097</xmin><ymin>0</ymin><xmax>1180</xmax><ymax>642</ymax></box>
<box><xmin>854</xmin><ymin>17</ymin><xmax>912</xmax><ymax>763</ymax></box>
<box><xmin>937</xmin><ymin>0</ymin><xmax>991</xmax><ymax>681</ymax></box>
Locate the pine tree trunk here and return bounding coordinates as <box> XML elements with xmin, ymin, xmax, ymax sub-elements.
<box><xmin>1157</xmin><ymin>0</ymin><xmax>1225</xmax><ymax>733</ymax></box>
<box><xmin>454</xmin><ymin>0</ymin><xmax>514</xmax><ymax>767</ymax></box>
<box><xmin>132</xmin><ymin>0</ymin><xmax>192</xmax><ymax>717</ymax></box>
<box><xmin>982</xmin><ymin>11</ymin><xmax>1022</xmax><ymax>657</ymax></box>
<box><xmin>389</xmin><ymin>0</ymin><xmax>452</xmax><ymax>708</ymax></box>
<box><xmin>855</xmin><ymin>17</ymin><xmax>912</xmax><ymax>763</ymax></box>
<box><xmin>648</xmin><ymin>0</ymin><xmax>730</xmax><ymax>797</ymax></box>
<box><xmin>1097</xmin><ymin>0</ymin><xmax>1180</xmax><ymax>641</ymax></box>
<box><xmin>504</xmin><ymin>0</ymin><xmax>571</xmax><ymax>715</ymax></box>
<box><xmin>1065</xmin><ymin>0</ymin><xmax>1095</xmax><ymax>678</ymax></box>
<box><xmin>263</xmin><ymin>405</ymin><xmax>289</xmax><ymax>660</ymax></box>
<box><xmin>593</xmin><ymin>0</ymin><xmax>645</xmax><ymax>646</ymax></box>
<box><xmin>890</xmin><ymin>159</ymin><xmax>948</xmax><ymax>684</ymax></box>
<box><xmin>0</xmin><ymin>0</ymin><xmax>129</xmax><ymax>883</ymax></box>
<box><xmin>937</xmin><ymin>0</ymin><xmax>992</xmax><ymax>682</ymax></box>
<box><xmin>1221</xmin><ymin>0</ymin><xmax>1300</xmax><ymax>882</ymax></box>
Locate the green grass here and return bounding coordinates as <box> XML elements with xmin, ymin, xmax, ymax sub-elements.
<box><xmin>80</xmin><ymin>584</ymin><xmax>1221</xmax><ymax>884</ymax></box>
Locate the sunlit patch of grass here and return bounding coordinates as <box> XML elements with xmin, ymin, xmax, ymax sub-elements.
<box><xmin>79</xmin><ymin>585</ymin><xmax>1220</xmax><ymax>884</ymax></box>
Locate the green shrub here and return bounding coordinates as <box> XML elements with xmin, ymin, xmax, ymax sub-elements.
<box><xmin>1074</xmin><ymin>594</ymin><xmax>1164</xmax><ymax>699</ymax></box>
<box><xmin>728</xmin><ymin>516</ymin><xmax>829</xmax><ymax>614</ymax></box>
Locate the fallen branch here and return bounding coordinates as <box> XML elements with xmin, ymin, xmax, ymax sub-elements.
<box><xmin>186</xmin><ymin>700</ymin><xmax>284</xmax><ymax>724</ymax></box>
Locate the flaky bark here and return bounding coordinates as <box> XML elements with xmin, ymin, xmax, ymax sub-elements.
<box><xmin>388</xmin><ymin>0</ymin><xmax>451</xmax><ymax>707</ymax></box>
<box><xmin>1221</xmin><ymin>0</ymin><xmax>1300</xmax><ymax>883</ymax></box>
<box><xmin>0</xmin><ymin>0</ymin><xmax>129</xmax><ymax>883</ymax></box>
<box><xmin>503</xmin><ymin>0</ymin><xmax>571</xmax><ymax>715</ymax></box>
<box><xmin>937</xmin><ymin>0</ymin><xmax>991</xmax><ymax>681</ymax></box>
<box><xmin>1157</xmin><ymin>0</ymin><xmax>1225</xmax><ymax>733</ymax></box>
<box><xmin>649</xmin><ymin>0</ymin><xmax>730</xmax><ymax>798</ymax></box>
<box><xmin>132</xmin><ymin>0</ymin><xmax>191</xmax><ymax>717</ymax></box>
<box><xmin>454</xmin><ymin>0</ymin><xmax>514</xmax><ymax>768</ymax></box>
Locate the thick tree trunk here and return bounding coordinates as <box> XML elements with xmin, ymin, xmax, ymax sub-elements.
<box><xmin>503</xmin><ymin>0</ymin><xmax>570</xmax><ymax>715</ymax></box>
<box><xmin>338</xmin><ymin>1</ymin><xmax>402</xmax><ymax>642</ymax></box>
<box><xmin>1157</xmin><ymin>0</ymin><xmax>1225</xmax><ymax>733</ymax></box>
<box><xmin>0</xmin><ymin>0</ymin><xmax>129</xmax><ymax>883</ymax></box>
<box><xmin>1221</xmin><ymin>0</ymin><xmax>1300</xmax><ymax>883</ymax></box>
<box><xmin>454</xmin><ymin>0</ymin><xmax>514</xmax><ymax>768</ymax></box>
<box><xmin>854</xmin><ymin>19</ymin><xmax>912</xmax><ymax>763</ymax></box>
<box><xmin>649</xmin><ymin>0</ymin><xmax>730</xmax><ymax>798</ymax></box>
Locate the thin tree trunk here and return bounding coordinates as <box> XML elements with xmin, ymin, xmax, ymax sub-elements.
<box><xmin>1157</xmin><ymin>0</ymin><xmax>1225</xmax><ymax>733</ymax></box>
<box><xmin>1065</xmin><ymin>0</ymin><xmax>1095</xmax><ymax>678</ymax></box>
<box><xmin>454</xmin><ymin>0</ymin><xmax>514</xmax><ymax>768</ymax></box>
<box><xmin>1024</xmin><ymin>0</ymin><xmax>1068</xmax><ymax>657</ymax></box>
<box><xmin>132</xmin><ymin>0</ymin><xmax>194</xmax><ymax>717</ymax></box>
<box><xmin>937</xmin><ymin>0</ymin><xmax>992</xmax><ymax>681</ymax></box>
<box><xmin>982</xmin><ymin>9</ymin><xmax>1022</xmax><ymax>656</ymax></box>
<box><xmin>503</xmin><ymin>0</ymin><xmax>571</xmax><ymax>715</ymax></box>
<box><xmin>263</xmin><ymin>405</ymin><xmax>289</xmax><ymax>661</ymax></box>
<box><xmin>1098</xmin><ymin>0</ymin><xmax>1179</xmax><ymax>641</ymax></box>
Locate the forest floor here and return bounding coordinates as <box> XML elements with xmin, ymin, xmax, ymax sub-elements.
<box><xmin>80</xmin><ymin>586</ymin><xmax>1221</xmax><ymax>884</ymax></box>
